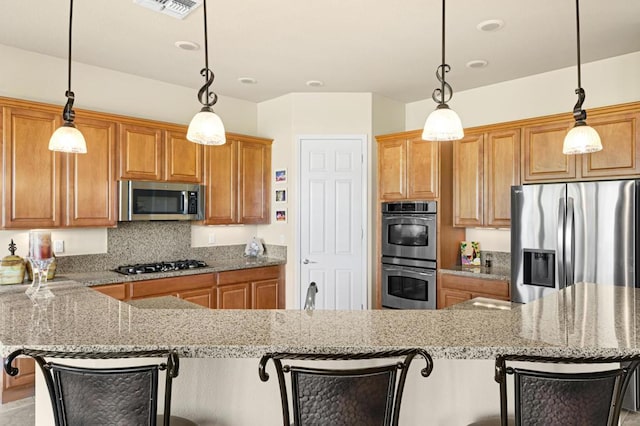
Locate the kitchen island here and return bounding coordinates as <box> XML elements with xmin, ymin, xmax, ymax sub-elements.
<box><xmin>1</xmin><ymin>281</ymin><xmax>638</xmax><ymax>425</ymax></box>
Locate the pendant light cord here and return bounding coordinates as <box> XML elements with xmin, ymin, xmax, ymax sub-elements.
<box><xmin>431</xmin><ymin>0</ymin><xmax>452</xmax><ymax>107</ymax></box>
<box><xmin>440</xmin><ymin>0</ymin><xmax>445</xmax><ymax>102</ymax></box>
<box><xmin>197</xmin><ymin>0</ymin><xmax>218</xmax><ymax>109</ymax></box>
<box><xmin>571</xmin><ymin>0</ymin><xmax>586</xmax><ymax>123</ymax></box>
<box><xmin>62</xmin><ymin>0</ymin><xmax>76</xmax><ymax>124</ymax></box>
<box><xmin>575</xmin><ymin>0</ymin><xmax>582</xmax><ymax>90</ymax></box>
<box><xmin>67</xmin><ymin>0</ymin><xmax>73</xmax><ymax>94</ymax></box>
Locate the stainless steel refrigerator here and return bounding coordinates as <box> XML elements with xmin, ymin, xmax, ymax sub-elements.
<box><xmin>511</xmin><ymin>179</ymin><xmax>639</xmax><ymax>410</ymax></box>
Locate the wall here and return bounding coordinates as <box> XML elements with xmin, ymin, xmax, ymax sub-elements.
<box><xmin>406</xmin><ymin>51</ymin><xmax>640</xmax><ymax>252</ymax></box>
<box><xmin>257</xmin><ymin>93</ymin><xmax>387</xmax><ymax>308</ymax></box>
<box><xmin>0</xmin><ymin>44</ymin><xmax>259</xmax><ymax>255</ymax></box>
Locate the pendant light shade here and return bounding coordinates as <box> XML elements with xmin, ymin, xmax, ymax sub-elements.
<box><xmin>49</xmin><ymin>0</ymin><xmax>87</xmax><ymax>154</ymax></box>
<box><xmin>187</xmin><ymin>0</ymin><xmax>226</xmax><ymax>146</ymax></box>
<box><xmin>422</xmin><ymin>0</ymin><xmax>463</xmax><ymax>142</ymax></box>
<box><xmin>562</xmin><ymin>0</ymin><xmax>601</xmax><ymax>155</ymax></box>
<box><xmin>187</xmin><ymin>106</ymin><xmax>226</xmax><ymax>145</ymax></box>
<box><xmin>49</xmin><ymin>122</ymin><xmax>87</xmax><ymax>154</ymax></box>
<box><xmin>422</xmin><ymin>104</ymin><xmax>464</xmax><ymax>141</ymax></box>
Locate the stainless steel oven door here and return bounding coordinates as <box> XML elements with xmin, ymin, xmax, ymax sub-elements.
<box><xmin>381</xmin><ymin>214</ymin><xmax>437</xmax><ymax>261</ymax></box>
<box><xmin>381</xmin><ymin>263</ymin><xmax>436</xmax><ymax>309</ymax></box>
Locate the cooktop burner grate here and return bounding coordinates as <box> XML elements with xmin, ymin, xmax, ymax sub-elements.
<box><xmin>114</xmin><ymin>259</ymin><xmax>208</xmax><ymax>275</ymax></box>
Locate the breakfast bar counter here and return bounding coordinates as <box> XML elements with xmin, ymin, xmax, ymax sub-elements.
<box><xmin>1</xmin><ymin>281</ymin><xmax>638</xmax><ymax>425</ymax></box>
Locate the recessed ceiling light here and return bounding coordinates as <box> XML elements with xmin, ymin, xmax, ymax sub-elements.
<box><xmin>306</xmin><ymin>80</ymin><xmax>324</xmax><ymax>87</ymax></box>
<box><xmin>174</xmin><ymin>40</ymin><xmax>200</xmax><ymax>51</ymax></box>
<box><xmin>466</xmin><ymin>59</ymin><xmax>489</xmax><ymax>69</ymax></box>
<box><xmin>238</xmin><ymin>77</ymin><xmax>258</xmax><ymax>84</ymax></box>
<box><xmin>477</xmin><ymin>19</ymin><xmax>505</xmax><ymax>32</ymax></box>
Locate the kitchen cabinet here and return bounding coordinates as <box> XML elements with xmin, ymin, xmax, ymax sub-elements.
<box><xmin>215</xmin><ymin>265</ymin><xmax>284</xmax><ymax>309</ymax></box>
<box><xmin>522</xmin><ymin>109</ymin><xmax>640</xmax><ymax>183</ymax></box>
<box><xmin>118</xmin><ymin>123</ymin><xmax>163</xmax><ymax>181</ymax></box>
<box><xmin>453</xmin><ymin>129</ymin><xmax>520</xmax><ymax>228</ymax></box>
<box><xmin>2</xmin><ymin>356</ymin><xmax>35</xmax><ymax>403</ymax></box>
<box><xmin>203</xmin><ymin>133</ymin><xmax>272</xmax><ymax>225</ymax></box>
<box><xmin>1</xmin><ymin>106</ymin><xmax>62</xmax><ymax>228</ymax></box>
<box><xmin>65</xmin><ymin>116</ymin><xmax>118</xmax><ymax>227</ymax></box>
<box><xmin>377</xmin><ymin>132</ymin><xmax>439</xmax><ymax>201</ymax></box>
<box><xmin>93</xmin><ymin>282</ymin><xmax>128</xmax><ymax>301</ymax></box>
<box><xmin>129</xmin><ymin>273</ymin><xmax>215</xmax><ymax>308</ymax></box>
<box><xmin>438</xmin><ymin>273</ymin><xmax>510</xmax><ymax>309</ymax></box>
<box><xmin>1</xmin><ymin>99</ymin><xmax>116</xmax><ymax>229</ymax></box>
<box><xmin>164</xmin><ymin>129</ymin><xmax>203</xmax><ymax>183</ymax></box>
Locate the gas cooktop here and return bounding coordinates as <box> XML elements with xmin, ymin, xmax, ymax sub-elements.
<box><xmin>114</xmin><ymin>259</ymin><xmax>208</xmax><ymax>275</ymax></box>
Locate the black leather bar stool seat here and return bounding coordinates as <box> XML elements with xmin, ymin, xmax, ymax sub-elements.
<box><xmin>4</xmin><ymin>349</ymin><xmax>187</xmax><ymax>426</ymax></box>
<box><xmin>259</xmin><ymin>349</ymin><xmax>434</xmax><ymax>426</ymax></box>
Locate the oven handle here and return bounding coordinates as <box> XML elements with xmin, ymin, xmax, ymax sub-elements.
<box><xmin>383</xmin><ymin>267</ymin><xmax>434</xmax><ymax>277</ymax></box>
<box><xmin>382</xmin><ymin>215</ymin><xmax>435</xmax><ymax>221</ymax></box>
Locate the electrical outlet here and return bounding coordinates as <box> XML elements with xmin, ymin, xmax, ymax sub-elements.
<box><xmin>54</xmin><ymin>240</ymin><xmax>64</xmax><ymax>254</ymax></box>
<box><xmin>208</xmin><ymin>233</ymin><xmax>216</xmax><ymax>245</ymax></box>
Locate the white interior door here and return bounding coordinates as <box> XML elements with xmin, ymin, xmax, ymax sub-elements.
<box><xmin>298</xmin><ymin>135</ymin><xmax>367</xmax><ymax>310</ymax></box>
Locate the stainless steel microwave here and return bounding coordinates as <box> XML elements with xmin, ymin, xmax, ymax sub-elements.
<box><xmin>118</xmin><ymin>180</ymin><xmax>203</xmax><ymax>221</ymax></box>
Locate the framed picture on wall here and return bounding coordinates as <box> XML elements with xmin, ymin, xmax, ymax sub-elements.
<box><xmin>275</xmin><ymin>189</ymin><xmax>287</xmax><ymax>203</ymax></box>
<box><xmin>275</xmin><ymin>169</ymin><xmax>287</xmax><ymax>183</ymax></box>
<box><xmin>275</xmin><ymin>208</ymin><xmax>287</xmax><ymax>223</ymax></box>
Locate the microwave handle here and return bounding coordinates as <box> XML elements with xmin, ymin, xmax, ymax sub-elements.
<box><xmin>182</xmin><ymin>191</ymin><xmax>188</xmax><ymax>214</ymax></box>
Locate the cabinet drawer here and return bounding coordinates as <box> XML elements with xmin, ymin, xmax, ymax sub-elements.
<box><xmin>440</xmin><ymin>273</ymin><xmax>509</xmax><ymax>298</ymax></box>
<box><xmin>130</xmin><ymin>273</ymin><xmax>214</xmax><ymax>299</ymax></box>
<box><xmin>216</xmin><ymin>266</ymin><xmax>281</xmax><ymax>285</ymax></box>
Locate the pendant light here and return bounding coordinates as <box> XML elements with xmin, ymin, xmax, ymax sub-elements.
<box><xmin>422</xmin><ymin>0</ymin><xmax>464</xmax><ymax>141</ymax></box>
<box><xmin>48</xmin><ymin>0</ymin><xmax>87</xmax><ymax>154</ymax></box>
<box><xmin>562</xmin><ymin>0</ymin><xmax>601</xmax><ymax>155</ymax></box>
<box><xmin>186</xmin><ymin>0</ymin><xmax>226</xmax><ymax>146</ymax></box>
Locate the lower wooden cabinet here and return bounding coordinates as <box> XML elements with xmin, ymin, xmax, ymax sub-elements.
<box><xmin>92</xmin><ymin>265</ymin><xmax>285</xmax><ymax>310</ymax></box>
<box><xmin>215</xmin><ymin>265</ymin><xmax>284</xmax><ymax>309</ymax></box>
<box><xmin>438</xmin><ymin>273</ymin><xmax>510</xmax><ymax>309</ymax></box>
<box><xmin>2</xmin><ymin>356</ymin><xmax>35</xmax><ymax>403</ymax></box>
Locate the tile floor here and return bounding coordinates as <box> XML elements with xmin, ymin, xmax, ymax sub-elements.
<box><xmin>1</xmin><ymin>399</ymin><xmax>640</xmax><ymax>425</ymax></box>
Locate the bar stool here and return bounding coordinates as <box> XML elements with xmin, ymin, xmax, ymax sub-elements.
<box><xmin>4</xmin><ymin>348</ymin><xmax>189</xmax><ymax>426</ymax></box>
<box><xmin>494</xmin><ymin>353</ymin><xmax>640</xmax><ymax>426</ymax></box>
<box><xmin>258</xmin><ymin>349</ymin><xmax>434</xmax><ymax>426</ymax></box>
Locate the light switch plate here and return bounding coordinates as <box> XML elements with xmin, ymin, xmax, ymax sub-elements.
<box><xmin>54</xmin><ymin>240</ymin><xmax>64</xmax><ymax>254</ymax></box>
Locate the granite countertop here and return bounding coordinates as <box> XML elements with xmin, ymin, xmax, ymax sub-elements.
<box><xmin>1</xmin><ymin>281</ymin><xmax>638</xmax><ymax>360</ymax></box>
<box><xmin>440</xmin><ymin>265</ymin><xmax>510</xmax><ymax>281</ymax></box>
<box><xmin>56</xmin><ymin>256</ymin><xmax>286</xmax><ymax>286</ymax></box>
<box><xmin>125</xmin><ymin>295</ymin><xmax>207</xmax><ymax>309</ymax></box>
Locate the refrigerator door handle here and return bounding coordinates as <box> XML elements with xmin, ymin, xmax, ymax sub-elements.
<box><xmin>557</xmin><ymin>198</ymin><xmax>566</xmax><ymax>288</ymax></box>
<box><xmin>566</xmin><ymin>197</ymin><xmax>575</xmax><ymax>286</ymax></box>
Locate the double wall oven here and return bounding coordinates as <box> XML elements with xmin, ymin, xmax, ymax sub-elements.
<box><xmin>381</xmin><ymin>201</ymin><xmax>437</xmax><ymax>309</ymax></box>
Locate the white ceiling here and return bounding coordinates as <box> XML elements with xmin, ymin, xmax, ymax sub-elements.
<box><xmin>2</xmin><ymin>0</ymin><xmax>639</xmax><ymax>103</ymax></box>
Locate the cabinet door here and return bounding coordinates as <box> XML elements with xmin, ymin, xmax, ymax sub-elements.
<box><xmin>66</xmin><ymin>116</ymin><xmax>117</xmax><ymax>227</ymax></box>
<box><xmin>239</xmin><ymin>140</ymin><xmax>271</xmax><ymax>224</ymax></box>
<box><xmin>93</xmin><ymin>283</ymin><xmax>128</xmax><ymax>301</ymax></box>
<box><xmin>251</xmin><ymin>279</ymin><xmax>279</xmax><ymax>309</ymax></box>
<box><xmin>179</xmin><ymin>288</ymin><xmax>213</xmax><ymax>308</ymax></box>
<box><xmin>484</xmin><ymin>129</ymin><xmax>520</xmax><ymax>227</ymax></box>
<box><xmin>407</xmin><ymin>137</ymin><xmax>439</xmax><ymax>199</ymax></box>
<box><xmin>441</xmin><ymin>288</ymin><xmax>472</xmax><ymax>309</ymax></box>
<box><xmin>217</xmin><ymin>283</ymin><xmax>251</xmax><ymax>309</ymax></box>
<box><xmin>1</xmin><ymin>107</ymin><xmax>62</xmax><ymax>228</ymax></box>
<box><xmin>522</xmin><ymin>120</ymin><xmax>576</xmax><ymax>182</ymax></box>
<box><xmin>453</xmin><ymin>133</ymin><xmax>484</xmax><ymax>227</ymax></box>
<box><xmin>203</xmin><ymin>140</ymin><xmax>238</xmax><ymax>224</ymax></box>
<box><xmin>118</xmin><ymin>123</ymin><xmax>163</xmax><ymax>180</ymax></box>
<box><xmin>377</xmin><ymin>139</ymin><xmax>406</xmax><ymax>200</ymax></box>
<box><xmin>581</xmin><ymin>112</ymin><xmax>640</xmax><ymax>179</ymax></box>
<box><xmin>165</xmin><ymin>130</ymin><xmax>203</xmax><ymax>183</ymax></box>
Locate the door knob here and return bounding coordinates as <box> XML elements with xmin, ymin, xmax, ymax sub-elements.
<box><xmin>303</xmin><ymin>258</ymin><xmax>317</xmax><ymax>264</ymax></box>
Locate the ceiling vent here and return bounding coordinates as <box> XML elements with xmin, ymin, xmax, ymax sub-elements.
<box><xmin>134</xmin><ymin>0</ymin><xmax>202</xmax><ymax>20</ymax></box>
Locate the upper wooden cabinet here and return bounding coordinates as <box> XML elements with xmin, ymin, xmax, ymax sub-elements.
<box><xmin>203</xmin><ymin>133</ymin><xmax>272</xmax><ymax>225</ymax></box>
<box><xmin>164</xmin><ymin>130</ymin><xmax>203</xmax><ymax>183</ymax></box>
<box><xmin>118</xmin><ymin>123</ymin><xmax>164</xmax><ymax>181</ymax></box>
<box><xmin>377</xmin><ymin>132</ymin><xmax>439</xmax><ymax>201</ymax></box>
<box><xmin>118</xmin><ymin>124</ymin><xmax>203</xmax><ymax>183</ymax></box>
<box><xmin>522</xmin><ymin>108</ymin><xmax>640</xmax><ymax>183</ymax></box>
<box><xmin>65</xmin><ymin>116</ymin><xmax>117</xmax><ymax>227</ymax></box>
<box><xmin>1</xmin><ymin>106</ymin><xmax>63</xmax><ymax>229</ymax></box>
<box><xmin>453</xmin><ymin>129</ymin><xmax>520</xmax><ymax>228</ymax></box>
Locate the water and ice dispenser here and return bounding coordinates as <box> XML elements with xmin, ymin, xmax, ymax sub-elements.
<box><xmin>522</xmin><ymin>249</ymin><xmax>555</xmax><ymax>288</ymax></box>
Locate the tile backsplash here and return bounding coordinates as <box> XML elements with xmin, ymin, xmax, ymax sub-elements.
<box><xmin>56</xmin><ymin>222</ymin><xmax>285</xmax><ymax>273</ymax></box>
